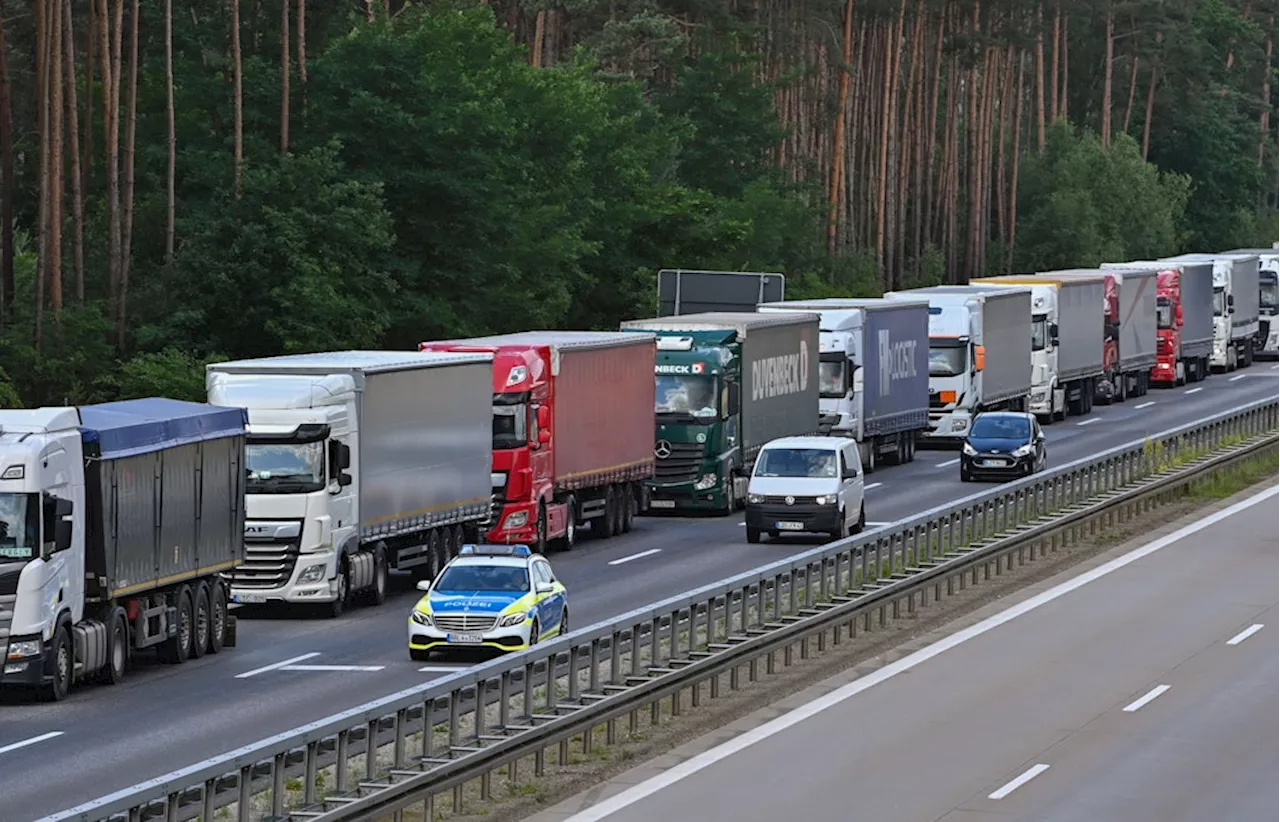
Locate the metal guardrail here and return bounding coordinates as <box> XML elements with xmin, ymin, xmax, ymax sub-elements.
<box><xmin>46</xmin><ymin>397</ymin><xmax>1279</xmax><ymax>822</ymax></box>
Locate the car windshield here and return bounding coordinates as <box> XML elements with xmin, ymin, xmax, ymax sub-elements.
<box><xmin>754</xmin><ymin>448</ymin><xmax>838</xmax><ymax>478</ymax></box>
<box><xmin>971</xmin><ymin>416</ymin><xmax>1030</xmax><ymax>440</ymax></box>
<box><xmin>0</xmin><ymin>492</ymin><xmax>40</xmax><ymax>561</ymax></box>
<box><xmin>434</xmin><ymin>564</ymin><xmax>529</xmax><ymax>594</ymax></box>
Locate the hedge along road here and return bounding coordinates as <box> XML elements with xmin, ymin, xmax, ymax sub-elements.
<box><xmin>1</xmin><ymin>369</ymin><xmax>1276</xmax><ymax>822</ymax></box>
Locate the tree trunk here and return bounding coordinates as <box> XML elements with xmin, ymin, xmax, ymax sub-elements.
<box><xmin>923</xmin><ymin>8</ymin><xmax>943</xmax><ymax>253</ymax></box>
<box><xmin>963</xmin><ymin>3</ymin><xmax>980</xmax><ymax>279</ymax></box>
<box><xmin>0</xmin><ymin>0</ymin><xmax>14</xmax><ymax>326</ymax></box>
<box><xmin>1101</xmin><ymin>4</ymin><xmax>1114</xmax><ymax>147</ymax></box>
<box><xmin>1059</xmin><ymin>14</ymin><xmax>1068</xmax><ymax>120</ymax></box>
<box><xmin>36</xmin><ymin>0</ymin><xmax>50</xmax><ymax>347</ymax></box>
<box><xmin>296</xmin><ymin>0</ymin><xmax>306</xmax><ymax>83</ymax></box>
<box><xmin>280</xmin><ymin>0</ymin><xmax>290</xmax><ymax>153</ymax></box>
<box><xmin>165</xmin><ymin>0</ymin><xmax>176</xmax><ymax>263</ymax></box>
<box><xmin>532</xmin><ymin>11</ymin><xmax>545</xmax><ymax>67</ymax></box>
<box><xmin>102</xmin><ymin>0</ymin><xmax>122</xmax><ymax>309</ymax></box>
<box><xmin>1008</xmin><ymin>50</ymin><xmax>1025</xmax><ymax>272</ymax></box>
<box><xmin>117</xmin><ymin>0</ymin><xmax>139</xmax><ymax>350</ymax></box>
<box><xmin>62</xmin><ymin>0</ymin><xmax>84</xmax><ymax>303</ymax></box>
<box><xmin>1122</xmin><ymin>51</ymin><xmax>1139</xmax><ymax>134</ymax></box>
<box><xmin>82</xmin><ymin>0</ymin><xmax>96</xmax><ymax>210</ymax></box>
<box><xmin>1261</xmin><ymin>20</ymin><xmax>1273</xmax><ymax>166</ymax></box>
<box><xmin>1141</xmin><ymin>65</ymin><xmax>1158</xmax><ymax>160</ymax></box>
<box><xmin>231</xmin><ymin>0</ymin><xmax>243</xmax><ymax>195</ymax></box>
<box><xmin>1035</xmin><ymin>3</ymin><xmax>1046</xmax><ymax>152</ymax></box>
<box><xmin>827</xmin><ymin>0</ymin><xmax>855</xmax><ymax>256</ymax></box>
<box><xmin>48</xmin><ymin>0</ymin><xmax>64</xmax><ymax>318</ymax></box>
<box><xmin>1049</xmin><ymin>4</ymin><xmax>1060</xmax><ymax>126</ymax></box>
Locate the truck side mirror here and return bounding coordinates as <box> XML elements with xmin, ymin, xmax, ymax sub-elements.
<box><xmin>1227</xmin><ymin>294</ymin><xmax>1235</xmax><ymax>307</ymax></box>
<box><xmin>1048</xmin><ymin>323</ymin><xmax>1059</xmax><ymax>344</ymax></box>
<box><xmin>726</xmin><ymin>382</ymin><xmax>740</xmax><ymax>416</ymax></box>
<box><xmin>536</xmin><ymin>405</ymin><xmax>550</xmax><ymax>429</ymax></box>
<box><xmin>337</xmin><ymin>472</ymin><xmax>353</xmax><ymax>488</ymax></box>
<box><xmin>537</xmin><ymin>429</ymin><xmax>551</xmax><ymax>444</ymax></box>
<box><xmin>328</xmin><ymin>440</ymin><xmax>351</xmax><ymax>473</ymax></box>
<box><xmin>1175</xmin><ymin>306</ymin><xmax>1184</xmax><ymax>326</ymax></box>
<box><xmin>847</xmin><ymin>362</ymin><xmax>859</xmax><ymax>392</ymax></box>
<box><xmin>43</xmin><ymin>496</ymin><xmax>73</xmax><ymax>555</ymax></box>
<box><xmin>973</xmin><ymin>345</ymin><xmax>986</xmax><ymax>373</ymax></box>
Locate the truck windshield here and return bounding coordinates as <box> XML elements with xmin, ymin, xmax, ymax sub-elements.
<box><xmin>655</xmin><ymin>375</ymin><xmax>718</xmax><ymax>421</ymax></box>
<box><xmin>492</xmin><ymin>404</ymin><xmax>528</xmax><ymax>450</ymax></box>
<box><xmin>754</xmin><ymin>448</ymin><xmax>837</xmax><ymax>479</ymax></box>
<box><xmin>1261</xmin><ymin>283</ymin><xmax>1278</xmax><ymax>312</ymax></box>
<box><xmin>1213</xmin><ymin>288</ymin><xmax>1226</xmax><ymax>317</ymax></box>
<box><xmin>818</xmin><ymin>361</ymin><xmax>845</xmax><ymax>398</ymax></box>
<box><xmin>1031</xmin><ymin>318</ymin><xmax>1048</xmax><ymax>352</ymax></box>
<box><xmin>246</xmin><ymin>441</ymin><xmax>326</xmax><ymax>494</ymax></box>
<box><xmin>1156</xmin><ymin>298</ymin><xmax>1174</xmax><ymax>329</ymax></box>
<box><xmin>0</xmin><ymin>492</ymin><xmax>40</xmax><ymax>562</ymax></box>
<box><xmin>928</xmin><ymin>345</ymin><xmax>966</xmax><ymax>377</ymax></box>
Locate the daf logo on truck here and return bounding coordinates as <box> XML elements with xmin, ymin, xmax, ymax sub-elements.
<box><xmin>752</xmin><ymin>340</ymin><xmax>810</xmax><ymax>401</ymax></box>
<box><xmin>878</xmin><ymin>330</ymin><xmax>919</xmax><ymax>398</ymax></box>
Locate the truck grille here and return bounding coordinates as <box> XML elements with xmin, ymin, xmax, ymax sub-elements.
<box><xmin>0</xmin><ymin>593</ymin><xmax>14</xmax><ymax>642</ymax></box>
<box><xmin>654</xmin><ymin>441</ymin><xmax>703</xmax><ymax>482</ymax></box>
<box><xmin>227</xmin><ymin>541</ymin><xmax>301</xmax><ymax>590</ymax></box>
<box><xmin>433</xmin><ymin>614</ymin><xmax>498</xmax><ymax>633</ymax></box>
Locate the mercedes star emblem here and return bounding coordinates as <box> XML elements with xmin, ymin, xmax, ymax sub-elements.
<box><xmin>654</xmin><ymin>440</ymin><xmax>673</xmax><ymax>459</ymax></box>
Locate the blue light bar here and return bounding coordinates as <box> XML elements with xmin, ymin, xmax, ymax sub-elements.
<box><xmin>457</xmin><ymin>543</ymin><xmax>532</xmax><ymax>557</ymax></box>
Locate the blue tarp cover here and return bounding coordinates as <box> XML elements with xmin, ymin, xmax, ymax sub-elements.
<box><xmin>79</xmin><ymin>397</ymin><xmax>248</xmax><ymax>459</ymax></box>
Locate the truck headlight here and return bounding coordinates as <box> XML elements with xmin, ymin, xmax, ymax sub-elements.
<box><xmin>497</xmin><ymin>612</ymin><xmax>529</xmax><ymax>628</ymax></box>
<box><xmin>503</xmin><ymin>510</ymin><xmax>528</xmax><ymax>529</ymax></box>
<box><xmin>411</xmin><ymin>611</ymin><xmax>433</xmax><ymax>626</ymax></box>
<box><xmin>951</xmin><ymin>419</ymin><xmax>968</xmax><ymax>432</ymax></box>
<box><xmin>5</xmin><ymin>639</ymin><xmax>41</xmax><ymax>660</ymax></box>
<box><xmin>694</xmin><ymin>473</ymin><xmax>718</xmax><ymax>491</ymax></box>
<box><xmin>1031</xmin><ymin>392</ymin><xmax>1045</xmax><ymax>403</ymax></box>
<box><xmin>297</xmin><ymin>564</ymin><xmax>327</xmax><ymax>584</ymax></box>
<box><xmin>747</xmin><ymin>493</ymin><xmax>765</xmax><ymax>504</ymax></box>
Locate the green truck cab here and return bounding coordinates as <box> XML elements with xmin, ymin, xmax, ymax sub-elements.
<box><xmin>621</xmin><ymin>312</ymin><xmax>820</xmax><ymax>515</ymax></box>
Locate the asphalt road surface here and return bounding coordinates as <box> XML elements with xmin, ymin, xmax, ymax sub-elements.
<box><xmin>536</xmin><ymin>479</ymin><xmax>1278</xmax><ymax>822</ymax></box>
<box><xmin>2</xmin><ymin>367</ymin><xmax>1276</xmax><ymax>821</ymax></box>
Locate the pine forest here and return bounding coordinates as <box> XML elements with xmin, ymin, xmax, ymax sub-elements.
<box><xmin>0</xmin><ymin>0</ymin><xmax>1275</xmax><ymax>405</ymax></box>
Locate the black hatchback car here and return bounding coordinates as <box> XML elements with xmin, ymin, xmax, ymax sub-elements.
<box><xmin>960</xmin><ymin>411</ymin><xmax>1046</xmax><ymax>482</ymax></box>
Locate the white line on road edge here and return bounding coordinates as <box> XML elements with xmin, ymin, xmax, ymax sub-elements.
<box><xmin>235</xmin><ymin>652</ymin><xmax>321</xmax><ymax>679</ymax></box>
<box><xmin>988</xmin><ymin>764</ymin><xmax>1051</xmax><ymax>800</ymax></box>
<box><xmin>937</xmin><ymin>458</ymin><xmax>959</xmax><ymax>467</ymax></box>
<box><xmin>280</xmin><ymin>665</ymin><xmax>386</xmax><ymax>673</ymax></box>
<box><xmin>1076</xmin><ymin>418</ymin><xmax>1101</xmax><ymax>427</ymax></box>
<box><xmin>559</xmin><ymin>483</ymin><xmax>1280</xmax><ymax>822</ymax></box>
<box><xmin>1123</xmin><ymin>684</ymin><xmax>1170</xmax><ymax>712</ymax></box>
<box><xmin>419</xmin><ymin>665</ymin><xmax>468</xmax><ymax>673</ymax></box>
<box><xmin>1226</xmin><ymin>623</ymin><xmax>1265</xmax><ymax>646</ymax></box>
<box><xmin>608</xmin><ymin>549</ymin><xmax>662</xmax><ymax>566</ymax></box>
<box><xmin>1134</xmin><ymin>401</ymin><xmax>1156</xmax><ymax>409</ymax></box>
<box><xmin>1184</xmin><ymin>387</ymin><xmax>1203</xmax><ymax>394</ymax></box>
<box><xmin>1229</xmin><ymin>374</ymin><xmax>1248</xmax><ymax>382</ymax></box>
<box><xmin>0</xmin><ymin>731</ymin><xmax>64</xmax><ymax>756</ymax></box>
<box><xmin>865</xmin><ymin>521</ymin><xmax>891</xmax><ymax>527</ymax></box>
<box><xmin>864</xmin><ymin>482</ymin><xmax>883</xmax><ymax>490</ymax></box>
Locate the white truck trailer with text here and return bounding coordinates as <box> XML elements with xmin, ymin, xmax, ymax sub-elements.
<box><xmin>756</xmin><ymin>298</ymin><xmax>931</xmax><ymax>471</ymax></box>
<box><xmin>1161</xmin><ymin>252</ymin><xmax>1261</xmax><ymax>371</ymax></box>
<box><xmin>883</xmin><ymin>285</ymin><xmax>1032</xmax><ymax>444</ymax></box>
<box><xmin>207</xmin><ymin>351</ymin><xmax>495</xmax><ymax>618</ymax></box>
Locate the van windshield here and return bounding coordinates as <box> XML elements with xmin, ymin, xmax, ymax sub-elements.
<box><xmin>754</xmin><ymin>448</ymin><xmax>837</xmax><ymax>479</ymax></box>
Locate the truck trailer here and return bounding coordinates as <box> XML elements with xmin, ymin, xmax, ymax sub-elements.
<box><xmin>1161</xmin><ymin>253</ymin><xmax>1261</xmax><ymax>371</ymax></box>
<box><xmin>1103</xmin><ymin>261</ymin><xmax>1214</xmax><ymax>386</ymax></box>
<box><xmin>207</xmin><ymin>351</ymin><xmax>495</xmax><ymax>618</ymax></box>
<box><xmin>1219</xmin><ymin>247</ymin><xmax>1279</xmax><ymax>359</ymax></box>
<box><xmin>0</xmin><ymin>398</ymin><xmax>247</xmax><ymax>701</ymax></box>
<box><xmin>972</xmin><ymin>274</ymin><xmax>1106</xmax><ymax>421</ymax></box>
<box><xmin>883</xmin><ymin>285</ymin><xmax>1033</xmax><ymax>443</ymax></box>
<box><xmin>420</xmin><ymin>331</ymin><xmax>657</xmax><ymax>552</ymax></box>
<box><xmin>1048</xmin><ymin>267</ymin><xmax>1159</xmax><ymax>402</ymax></box>
<box><xmin>619</xmin><ymin>311</ymin><xmax>820</xmax><ymax>514</ymax></box>
<box><xmin>756</xmin><ymin>298</ymin><xmax>930</xmax><ymax>471</ymax></box>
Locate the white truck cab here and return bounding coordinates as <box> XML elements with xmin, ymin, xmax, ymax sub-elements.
<box><xmin>743</xmin><ymin>436</ymin><xmax>865</xmax><ymax>543</ymax></box>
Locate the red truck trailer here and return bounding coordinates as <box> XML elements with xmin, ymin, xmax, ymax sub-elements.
<box><xmin>420</xmin><ymin>331</ymin><xmax>657</xmax><ymax>551</ymax></box>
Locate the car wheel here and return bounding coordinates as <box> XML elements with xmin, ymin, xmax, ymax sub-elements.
<box><xmin>746</xmin><ymin>527</ymin><xmax>761</xmax><ymax>544</ymax></box>
<box><xmin>410</xmin><ymin>648</ymin><xmax>431</xmax><ymax>662</ymax></box>
<box><xmin>960</xmin><ymin>464</ymin><xmax>973</xmax><ymax>482</ymax></box>
<box><xmin>529</xmin><ymin>619</ymin><xmax>541</xmax><ymax>647</ymax></box>
<box><xmin>559</xmin><ymin>609</ymin><xmax>569</xmax><ymax>636</ymax></box>
<box><xmin>854</xmin><ymin>502</ymin><xmax>866</xmax><ymax>533</ymax></box>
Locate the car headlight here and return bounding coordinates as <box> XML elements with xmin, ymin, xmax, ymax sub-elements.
<box><xmin>694</xmin><ymin>473</ymin><xmax>718</xmax><ymax>490</ymax></box>
<box><xmin>503</xmin><ymin>510</ymin><xmax>528</xmax><ymax>529</ymax></box>
<box><xmin>297</xmin><ymin>564</ymin><xmax>327</xmax><ymax>584</ymax></box>
<box><xmin>1012</xmin><ymin>444</ymin><xmax>1033</xmax><ymax>457</ymax></box>
<box><xmin>410</xmin><ymin>611</ymin><xmax>433</xmax><ymax>626</ymax></box>
<box><xmin>747</xmin><ymin>493</ymin><xmax>765</xmax><ymax>504</ymax></box>
<box><xmin>6</xmin><ymin>639</ymin><xmax>42</xmax><ymax>660</ymax></box>
<box><xmin>497</xmin><ymin>612</ymin><xmax>529</xmax><ymax>628</ymax></box>
<box><xmin>813</xmin><ymin>495</ymin><xmax>836</xmax><ymax>505</ymax></box>
<box><xmin>962</xmin><ymin>443</ymin><xmax>977</xmax><ymax>456</ymax></box>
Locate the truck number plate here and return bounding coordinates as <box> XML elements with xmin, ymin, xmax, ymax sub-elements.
<box><xmin>232</xmin><ymin>593</ymin><xmax>267</xmax><ymax>604</ymax></box>
<box><xmin>775</xmin><ymin>521</ymin><xmax>805</xmax><ymax>531</ymax></box>
<box><xmin>649</xmin><ymin>500</ymin><xmax>677</xmax><ymax>509</ymax></box>
<box><xmin>448</xmin><ymin>633</ymin><xmax>484</xmax><ymax>644</ymax></box>
<box><xmin>981</xmin><ymin>459</ymin><xmax>1006</xmax><ymax>468</ymax></box>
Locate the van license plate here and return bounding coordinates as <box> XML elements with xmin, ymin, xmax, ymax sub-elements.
<box><xmin>775</xmin><ymin>521</ymin><xmax>805</xmax><ymax>531</ymax></box>
<box><xmin>448</xmin><ymin>633</ymin><xmax>483</xmax><ymax>644</ymax></box>
<box><xmin>649</xmin><ymin>500</ymin><xmax>676</xmax><ymax>509</ymax></box>
<box><xmin>232</xmin><ymin>593</ymin><xmax>266</xmax><ymax>604</ymax></box>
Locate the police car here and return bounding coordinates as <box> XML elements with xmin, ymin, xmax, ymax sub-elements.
<box><xmin>408</xmin><ymin>544</ymin><xmax>569</xmax><ymax>661</ymax></box>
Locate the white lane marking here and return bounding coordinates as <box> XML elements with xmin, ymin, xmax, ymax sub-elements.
<box><xmin>0</xmin><ymin>731</ymin><xmax>64</xmax><ymax>756</ymax></box>
<box><xmin>608</xmin><ymin>549</ymin><xmax>662</xmax><ymax>566</ymax></box>
<box><xmin>1228</xmin><ymin>374</ymin><xmax>1248</xmax><ymax>382</ymax></box>
<box><xmin>419</xmin><ymin>665</ymin><xmax>468</xmax><ymax>673</ymax></box>
<box><xmin>1076</xmin><ymin>417</ymin><xmax>1100</xmax><ymax>427</ymax></box>
<box><xmin>235</xmin><ymin>652</ymin><xmax>321</xmax><ymax>679</ymax></box>
<box><xmin>988</xmin><ymin>764</ymin><xmax>1051</xmax><ymax>800</ymax></box>
<box><xmin>1184</xmin><ymin>387</ymin><xmax>1203</xmax><ymax>394</ymax></box>
<box><xmin>1123</xmin><ymin>684</ymin><xmax>1170</xmax><ymax>713</ymax></box>
<box><xmin>1134</xmin><ymin>401</ymin><xmax>1156</xmax><ymax>409</ymax></box>
<box><xmin>280</xmin><ymin>664</ymin><xmax>386</xmax><ymax>673</ymax></box>
<box><xmin>865</xmin><ymin>521</ymin><xmax>891</xmax><ymax>527</ymax></box>
<box><xmin>1227</xmin><ymin>623</ymin><xmax>1265</xmax><ymax>646</ymax></box>
<box><xmin>560</xmin><ymin>483</ymin><xmax>1280</xmax><ymax>822</ymax></box>
<box><xmin>937</xmin><ymin>458</ymin><xmax>959</xmax><ymax>467</ymax></box>
<box><xmin>864</xmin><ymin>482</ymin><xmax>883</xmax><ymax>490</ymax></box>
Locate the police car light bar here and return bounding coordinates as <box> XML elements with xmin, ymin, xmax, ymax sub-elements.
<box><xmin>458</xmin><ymin>544</ymin><xmax>532</xmax><ymax>557</ymax></box>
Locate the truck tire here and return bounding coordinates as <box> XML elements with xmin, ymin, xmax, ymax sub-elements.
<box><xmin>159</xmin><ymin>586</ymin><xmax>194</xmax><ymax>663</ymax></box>
<box><xmin>535</xmin><ymin>504</ymin><xmax>549</xmax><ymax>554</ymax></box>
<box><xmin>602</xmin><ymin>488</ymin><xmax>619</xmax><ymax>538</ymax></box>
<box><xmin>43</xmin><ymin>625</ymin><xmax>72</xmax><ymax>702</ymax></box>
<box><xmin>326</xmin><ymin>558</ymin><xmax>349</xmax><ymax>619</ymax></box>
<box><xmin>208</xmin><ymin>582</ymin><xmax>228</xmax><ymax>654</ymax></box>
<box><xmin>362</xmin><ymin>546</ymin><xmax>388</xmax><ymax>606</ymax></box>
<box><xmin>451</xmin><ymin>524</ymin><xmax>466</xmax><ymax>559</ymax></box>
<box><xmin>621</xmin><ymin>486</ymin><xmax>635</xmax><ymax>533</ymax></box>
<box><xmin>557</xmin><ymin>499</ymin><xmax>577</xmax><ymax>551</ymax></box>
<box><xmin>191</xmin><ymin>582</ymin><xmax>211</xmax><ymax>659</ymax></box>
<box><xmin>865</xmin><ymin>441</ymin><xmax>877</xmax><ymax>474</ymax></box>
<box><xmin>104</xmin><ymin>608</ymin><xmax>128</xmax><ymax>684</ymax></box>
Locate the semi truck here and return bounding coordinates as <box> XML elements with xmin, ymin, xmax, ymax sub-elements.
<box><xmin>756</xmin><ymin>298</ymin><xmax>931</xmax><ymax>471</ymax></box>
<box><xmin>1161</xmin><ymin>253</ymin><xmax>1261</xmax><ymax>371</ymax></box>
<box><xmin>619</xmin><ymin>311</ymin><xmax>820</xmax><ymax>514</ymax></box>
<box><xmin>1218</xmin><ymin>248</ymin><xmax>1278</xmax><ymax>360</ymax></box>
<box><xmin>883</xmin><ymin>285</ymin><xmax>1033</xmax><ymax>444</ymax></box>
<box><xmin>972</xmin><ymin>274</ymin><xmax>1106</xmax><ymax>422</ymax></box>
<box><xmin>0</xmin><ymin>398</ymin><xmax>247</xmax><ymax>701</ymax></box>
<box><xmin>657</xmin><ymin>269</ymin><xmax>785</xmax><ymax>316</ymax></box>
<box><xmin>419</xmin><ymin>331</ymin><xmax>656</xmax><ymax>552</ymax></box>
<box><xmin>206</xmin><ymin>351</ymin><xmax>494</xmax><ymax>618</ymax></box>
<box><xmin>1103</xmin><ymin>261</ymin><xmax>1214</xmax><ymax>386</ymax></box>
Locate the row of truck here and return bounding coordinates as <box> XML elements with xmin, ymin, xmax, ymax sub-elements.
<box><xmin>0</xmin><ymin>251</ymin><xmax>1274</xmax><ymax>699</ymax></box>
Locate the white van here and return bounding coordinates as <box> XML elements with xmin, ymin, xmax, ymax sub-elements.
<box><xmin>744</xmin><ymin>436</ymin><xmax>866</xmax><ymax>544</ymax></box>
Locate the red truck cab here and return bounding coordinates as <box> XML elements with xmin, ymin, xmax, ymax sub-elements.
<box><xmin>1154</xmin><ymin>270</ymin><xmax>1183</xmax><ymax>384</ymax></box>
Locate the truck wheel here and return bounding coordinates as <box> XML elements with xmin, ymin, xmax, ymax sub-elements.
<box><xmin>103</xmin><ymin>608</ymin><xmax>128</xmax><ymax>684</ymax></box>
<box><xmin>535</xmin><ymin>505</ymin><xmax>549</xmax><ymax>553</ymax></box>
<box><xmin>557</xmin><ymin>501</ymin><xmax>577</xmax><ymax>551</ymax></box>
<box><xmin>191</xmin><ymin>583</ymin><xmax>210</xmax><ymax>659</ymax></box>
<box><xmin>326</xmin><ymin>559</ymin><xmax>349</xmax><ymax>619</ymax></box>
<box><xmin>43</xmin><ymin>625</ymin><xmax>72</xmax><ymax>702</ymax></box>
<box><xmin>209</xmin><ymin>582</ymin><xmax>228</xmax><ymax>654</ymax></box>
<box><xmin>906</xmin><ymin>435</ymin><xmax>917</xmax><ymax>462</ymax></box>
<box><xmin>159</xmin><ymin>587</ymin><xmax>194</xmax><ymax>664</ymax></box>
<box><xmin>602</xmin><ymin>488</ymin><xmax>619</xmax><ymax>538</ymax></box>
<box><xmin>621</xmin><ymin>486</ymin><xmax>635</xmax><ymax>533</ymax></box>
<box><xmin>363</xmin><ymin>546</ymin><xmax>388</xmax><ymax>606</ymax></box>
<box><xmin>451</xmin><ymin>525</ymin><xmax>467</xmax><ymax>559</ymax></box>
<box><xmin>865</xmin><ymin>442</ymin><xmax>877</xmax><ymax>474</ymax></box>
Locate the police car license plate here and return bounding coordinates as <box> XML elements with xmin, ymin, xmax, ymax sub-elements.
<box><xmin>448</xmin><ymin>633</ymin><xmax>484</xmax><ymax>644</ymax></box>
<box><xmin>649</xmin><ymin>500</ymin><xmax>676</xmax><ymax>509</ymax></box>
<box><xmin>232</xmin><ymin>593</ymin><xmax>266</xmax><ymax>604</ymax></box>
<box><xmin>775</xmin><ymin>521</ymin><xmax>805</xmax><ymax>531</ymax></box>
<box><xmin>981</xmin><ymin>459</ymin><xmax>1006</xmax><ymax>467</ymax></box>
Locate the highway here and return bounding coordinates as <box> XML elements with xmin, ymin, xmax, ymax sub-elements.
<box><xmin>540</xmin><ymin>478</ymin><xmax>1279</xmax><ymax>822</ymax></box>
<box><xmin>0</xmin><ymin>368</ymin><xmax>1275</xmax><ymax>820</ymax></box>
